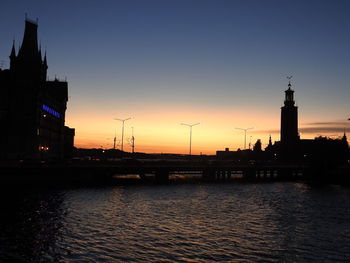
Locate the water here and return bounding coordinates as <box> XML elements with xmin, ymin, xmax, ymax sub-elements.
<box><xmin>1</xmin><ymin>182</ymin><xmax>350</xmax><ymax>262</ymax></box>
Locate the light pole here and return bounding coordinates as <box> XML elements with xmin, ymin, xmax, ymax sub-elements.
<box><xmin>235</xmin><ymin>127</ymin><xmax>254</xmax><ymax>150</ymax></box>
<box><xmin>113</xmin><ymin>128</ymin><xmax>117</xmax><ymax>150</ymax></box>
<box><xmin>131</xmin><ymin>127</ymin><xmax>135</xmax><ymax>154</ymax></box>
<box><xmin>181</xmin><ymin>122</ymin><xmax>200</xmax><ymax>155</ymax></box>
<box><xmin>114</xmin><ymin>117</ymin><xmax>131</xmax><ymax>152</ymax></box>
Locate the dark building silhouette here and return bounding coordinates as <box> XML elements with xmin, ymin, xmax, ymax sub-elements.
<box><xmin>298</xmin><ymin>135</ymin><xmax>348</xmax><ymax>166</ymax></box>
<box><xmin>281</xmin><ymin>81</ymin><xmax>299</xmax><ymax>145</ymax></box>
<box><xmin>0</xmin><ymin>19</ymin><xmax>74</xmax><ymax>161</ymax></box>
<box><xmin>216</xmin><ymin>80</ymin><xmax>349</xmax><ymax>165</ymax></box>
<box><xmin>279</xmin><ymin>81</ymin><xmax>300</xmax><ymax>159</ymax></box>
<box><xmin>216</xmin><ymin>148</ymin><xmax>253</xmax><ymax>162</ymax></box>
<box><xmin>275</xmin><ymin>81</ymin><xmax>348</xmax><ymax>163</ymax></box>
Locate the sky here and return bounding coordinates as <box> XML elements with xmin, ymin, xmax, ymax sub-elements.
<box><xmin>1</xmin><ymin>0</ymin><xmax>350</xmax><ymax>154</ymax></box>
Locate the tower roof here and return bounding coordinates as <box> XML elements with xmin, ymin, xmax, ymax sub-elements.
<box><xmin>17</xmin><ymin>19</ymin><xmax>40</xmax><ymax>60</ymax></box>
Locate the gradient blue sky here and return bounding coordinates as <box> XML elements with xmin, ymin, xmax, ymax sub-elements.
<box><xmin>1</xmin><ymin>0</ymin><xmax>350</xmax><ymax>153</ymax></box>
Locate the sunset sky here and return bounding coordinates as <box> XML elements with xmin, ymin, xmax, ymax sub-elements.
<box><xmin>1</xmin><ymin>0</ymin><xmax>350</xmax><ymax>154</ymax></box>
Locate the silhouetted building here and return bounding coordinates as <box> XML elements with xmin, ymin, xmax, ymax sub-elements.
<box><xmin>274</xmin><ymin>81</ymin><xmax>300</xmax><ymax>160</ymax></box>
<box><xmin>216</xmin><ymin>148</ymin><xmax>254</xmax><ymax>162</ymax></box>
<box><xmin>216</xmin><ymin>79</ymin><xmax>349</xmax><ymax>165</ymax></box>
<box><xmin>281</xmin><ymin>81</ymin><xmax>299</xmax><ymax>146</ymax></box>
<box><xmin>0</xmin><ymin>19</ymin><xmax>74</xmax><ymax>161</ymax></box>
<box><xmin>299</xmin><ymin>136</ymin><xmax>348</xmax><ymax>167</ymax></box>
<box><xmin>272</xmin><ymin>81</ymin><xmax>348</xmax><ymax>163</ymax></box>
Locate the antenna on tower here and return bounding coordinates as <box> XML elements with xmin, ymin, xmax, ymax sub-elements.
<box><xmin>287</xmin><ymin>75</ymin><xmax>293</xmax><ymax>85</ymax></box>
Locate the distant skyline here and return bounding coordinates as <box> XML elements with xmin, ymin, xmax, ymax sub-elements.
<box><xmin>1</xmin><ymin>0</ymin><xmax>350</xmax><ymax>154</ymax></box>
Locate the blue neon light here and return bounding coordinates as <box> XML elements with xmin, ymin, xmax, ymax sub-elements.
<box><xmin>42</xmin><ymin>104</ymin><xmax>61</xmax><ymax>118</ymax></box>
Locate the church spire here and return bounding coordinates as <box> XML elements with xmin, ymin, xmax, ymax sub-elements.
<box><xmin>42</xmin><ymin>50</ymin><xmax>48</xmax><ymax>81</ymax></box>
<box><xmin>342</xmin><ymin>132</ymin><xmax>347</xmax><ymax>142</ymax></box>
<box><xmin>342</xmin><ymin>132</ymin><xmax>348</xmax><ymax>148</ymax></box>
<box><xmin>268</xmin><ymin>135</ymin><xmax>272</xmax><ymax>147</ymax></box>
<box><xmin>10</xmin><ymin>39</ymin><xmax>16</xmax><ymax>70</ymax></box>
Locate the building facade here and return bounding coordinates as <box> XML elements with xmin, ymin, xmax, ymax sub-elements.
<box><xmin>0</xmin><ymin>19</ymin><xmax>74</xmax><ymax>161</ymax></box>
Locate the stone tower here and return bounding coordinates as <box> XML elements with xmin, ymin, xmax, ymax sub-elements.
<box><xmin>280</xmin><ymin>81</ymin><xmax>299</xmax><ymax>145</ymax></box>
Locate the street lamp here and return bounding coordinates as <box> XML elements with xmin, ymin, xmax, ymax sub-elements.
<box><xmin>131</xmin><ymin>126</ymin><xmax>135</xmax><ymax>154</ymax></box>
<box><xmin>181</xmin><ymin>122</ymin><xmax>200</xmax><ymax>155</ymax></box>
<box><xmin>114</xmin><ymin>117</ymin><xmax>131</xmax><ymax>152</ymax></box>
<box><xmin>113</xmin><ymin>128</ymin><xmax>117</xmax><ymax>150</ymax></box>
<box><xmin>235</xmin><ymin>127</ymin><xmax>254</xmax><ymax>150</ymax></box>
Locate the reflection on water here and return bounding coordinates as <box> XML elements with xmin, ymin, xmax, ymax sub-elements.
<box><xmin>0</xmin><ymin>187</ymin><xmax>65</xmax><ymax>262</ymax></box>
<box><xmin>1</xmin><ymin>183</ymin><xmax>350</xmax><ymax>262</ymax></box>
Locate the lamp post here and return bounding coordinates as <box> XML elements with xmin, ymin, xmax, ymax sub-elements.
<box><xmin>235</xmin><ymin>127</ymin><xmax>254</xmax><ymax>150</ymax></box>
<box><xmin>131</xmin><ymin>127</ymin><xmax>135</xmax><ymax>154</ymax></box>
<box><xmin>181</xmin><ymin>122</ymin><xmax>200</xmax><ymax>155</ymax></box>
<box><xmin>113</xmin><ymin>128</ymin><xmax>117</xmax><ymax>150</ymax></box>
<box><xmin>114</xmin><ymin>117</ymin><xmax>131</xmax><ymax>152</ymax></box>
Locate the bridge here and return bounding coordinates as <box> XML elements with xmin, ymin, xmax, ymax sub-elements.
<box><xmin>0</xmin><ymin>160</ymin><xmax>314</xmax><ymax>184</ymax></box>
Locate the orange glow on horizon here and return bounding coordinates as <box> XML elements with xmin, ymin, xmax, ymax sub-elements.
<box><xmin>66</xmin><ymin>101</ymin><xmax>347</xmax><ymax>154</ymax></box>
<box><xmin>66</xmin><ymin>104</ymin><xmax>283</xmax><ymax>154</ymax></box>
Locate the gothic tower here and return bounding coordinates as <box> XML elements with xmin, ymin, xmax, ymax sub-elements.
<box><xmin>281</xmin><ymin>81</ymin><xmax>299</xmax><ymax>145</ymax></box>
<box><xmin>0</xmin><ymin>18</ymin><xmax>75</xmax><ymax>160</ymax></box>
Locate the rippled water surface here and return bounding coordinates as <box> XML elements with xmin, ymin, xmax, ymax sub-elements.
<box><xmin>1</xmin><ymin>182</ymin><xmax>350</xmax><ymax>262</ymax></box>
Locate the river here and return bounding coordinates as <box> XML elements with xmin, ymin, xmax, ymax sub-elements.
<box><xmin>1</xmin><ymin>182</ymin><xmax>350</xmax><ymax>262</ymax></box>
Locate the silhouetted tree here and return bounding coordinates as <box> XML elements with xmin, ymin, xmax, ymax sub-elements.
<box><xmin>253</xmin><ymin>139</ymin><xmax>262</xmax><ymax>152</ymax></box>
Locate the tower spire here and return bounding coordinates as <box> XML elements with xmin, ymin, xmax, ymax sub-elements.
<box><xmin>42</xmin><ymin>50</ymin><xmax>48</xmax><ymax>81</ymax></box>
<box><xmin>342</xmin><ymin>131</ymin><xmax>347</xmax><ymax>141</ymax></box>
<box><xmin>9</xmin><ymin>39</ymin><xmax>16</xmax><ymax>70</ymax></box>
<box><xmin>43</xmin><ymin>50</ymin><xmax>47</xmax><ymax>65</ymax></box>
<box><xmin>10</xmin><ymin>39</ymin><xmax>16</xmax><ymax>58</ymax></box>
<box><xmin>286</xmin><ymin>75</ymin><xmax>293</xmax><ymax>89</ymax></box>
